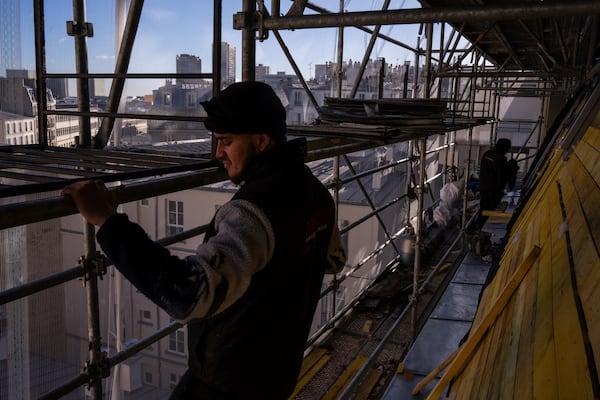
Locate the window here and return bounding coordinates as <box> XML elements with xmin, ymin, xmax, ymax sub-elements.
<box><xmin>140</xmin><ymin>198</ymin><xmax>149</xmax><ymax>206</ymax></box>
<box><xmin>140</xmin><ymin>309</ymin><xmax>152</xmax><ymax>322</ymax></box>
<box><xmin>169</xmin><ymin>373</ymin><xmax>179</xmax><ymax>389</ymax></box>
<box><xmin>186</xmin><ymin>92</ymin><xmax>196</xmax><ymax>107</ymax></box>
<box><xmin>168</xmin><ymin>320</ymin><xmax>186</xmax><ymax>355</ymax></box>
<box><xmin>144</xmin><ymin>371</ymin><xmax>153</xmax><ymax>384</ymax></box>
<box><xmin>294</xmin><ymin>92</ymin><xmax>302</xmax><ymax>106</ymax></box>
<box><xmin>166</xmin><ymin>200</ymin><xmax>184</xmax><ymax>236</ymax></box>
<box><xmin>163</xmin><ymin>92</ymin><xmax>172</xmax><ymax>106</ymax></box>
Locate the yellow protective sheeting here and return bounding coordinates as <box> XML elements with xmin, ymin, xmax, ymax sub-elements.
<box><xmin>441</xmin><ymin>112</ymin><xmax>600</xmax><ymax>398</ymax></box>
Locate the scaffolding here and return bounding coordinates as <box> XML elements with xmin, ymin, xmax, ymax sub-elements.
<box><xmin>1</xmin><ymin>0</ymin><xmax>598</xmax><ymax>398</ymax></box>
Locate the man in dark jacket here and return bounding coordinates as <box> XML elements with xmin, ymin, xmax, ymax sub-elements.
<box><xmin>478</xmin><ymin>138</ymin><xmax>518</xmax><ymax>223</ymax></box>
<box><xmin>62</xmin><ymin>81</ymin><xmax>346</xmax><ymax>399</ymax></box>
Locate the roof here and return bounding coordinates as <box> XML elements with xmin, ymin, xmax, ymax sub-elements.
<box><xmin>0</xmin><ymin>110</ymin><xmax>35</xmax><ymax>121</ymax></box>
<box><xmin>403</xmin><ymin>65</ymin><xmax>600</xmax><ymax>400</ymax></box>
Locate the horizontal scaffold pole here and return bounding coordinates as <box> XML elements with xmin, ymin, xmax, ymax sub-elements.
<box><xmin>241</xmin><ymin>2</ymin><xmax>600</xmax><ymax>31</ymax></box>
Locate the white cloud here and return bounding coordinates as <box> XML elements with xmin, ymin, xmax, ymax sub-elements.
<box><xmin>144</xmin><ymin>7</ymin><xmax>177</xmax><ymax>21</ymax></box>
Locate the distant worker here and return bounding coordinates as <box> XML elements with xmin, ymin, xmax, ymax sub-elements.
<box><xmin>478</xmin><ymin>138</ymin><xmax>519</xmax><ymax>220</ymax></box>
<box><xmin>62</xmin><ymin>81</ymin><xmax>347</xmax><ymax>399</ymax></box>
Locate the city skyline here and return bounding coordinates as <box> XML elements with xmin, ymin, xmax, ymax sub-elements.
<box><xmin>14</xmin><ymin>0</ymin><xmax>428</xmax><ymax>97</ymax></box>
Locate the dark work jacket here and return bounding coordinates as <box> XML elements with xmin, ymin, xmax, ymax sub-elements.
<box><xmin>479</xmin><ymin>148</ymin><xmax>512</xmax><ymax>211</ymax></box>
<box><xmin>97</xmin><ymin>138</ymin><xmax>338</xmax><ymax>399</ymax></box>
<box><xmin>185</xmin><ymin>138</ymin><xmax>336</xmax><ymax>399</ymax></box>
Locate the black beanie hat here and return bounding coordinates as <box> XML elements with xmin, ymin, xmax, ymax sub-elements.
<box><xmin>495</xmin><ymin>138</ymin><xmax>512</xmax><ymax>153</ymax></box>
<box><xmin>201</xmin><ymin>81</ymin><xmax>287</xmax><ymax>138</ymax></box>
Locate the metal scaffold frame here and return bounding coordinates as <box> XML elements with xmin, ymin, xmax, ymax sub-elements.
<box><xmin>1</xmin><ymin>0</ymin><xmax>598</xmax><ymax>398</ymax></box>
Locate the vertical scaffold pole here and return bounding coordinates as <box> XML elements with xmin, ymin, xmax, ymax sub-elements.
<box><xmin>411</xmin><ymin>137</ymin><xmax>427</xmax><ymax>340</ymax></box>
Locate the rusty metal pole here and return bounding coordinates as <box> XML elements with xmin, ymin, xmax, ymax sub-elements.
<box><xmin>271</xmin><ymin>0</ymin><xmax>280</xmax><ymax>18</ymax></box>
<box><xmin>69</xmin><ymin>3</ymin><xmax>104</xmax><ymax>397</ymax></box>
<box><xmin>437</xmin><ymin>22</ymin><xmax>445</xmax><ymax>99</ymax></box>
<box><xmin>411</xmin><ymin>137</ymin><xmax>427</xmax><ymax>340</ymax></box>
<box><xmin>411</xmin><ymin>23</ymin><xmax>433</xmax><ymax>339</ymax></box>
<box><xmin>335</xmin><ymin>0</ymin><xmax>344</xmax><ymax>97</ymax></box>
<box><xmin>403</xmin><ymin>62</ymin><xmax>409</xmax><ymax>98</ymax></box>
<box><xmin>92</xmin><ymin>0</ymin><xmax>144</xmax><ymax>149</ymax></box>
<box><xmin>378</xmin><ymin>57</ymin><xmax>385</xmax><ymax>99</ymax></box>
<box><xmin>70</xmin><ymin>0</ymin><xmax>92</xmax><ymax>147</ymax></box>
<box><xmin>83</xmin><ymin>236</ymin><xmax>103</xmax><ymax>399</ymax></box>
<box><xmin>413</xmin><ymin>36</ymin><xmax>420</xmax><ymax>98</ymax></box>
<box><xmin>536</xmin><ymin>81</ymin><xmax>547</xmax><ymax>150</ymax></box>
<box><xmin>330</xmin><ymin>0</ymin><xmax>345</xmax><ymax>321</ymax></box>
<box><xmin>493</xmin><ymin>78</ymin><xmax>502</xmax><ymax>146</ymax></box>
<box><xmin>240</xmin><ymin>0</ymin><xmax>256</xmax><ymax>81</ymax></box>
<box><xmin>461</xmin><ymin>57</ymin><xmax>479</xmax><ymax>242</ymax></box>
<box><xmin>261</xmin><ymin>3</ymin><xmax>600</xmax><ymax>30</ymax></box>
<box><xmin>33</xmin><ymin>0</ymin><xmax>48</xmax><ymax>146</ymax></box>
<box><xmin>213</xmin><ymin>0</ymin><xmax>222</xmax><ymax>93</ymax></box>
<box><xmin>210</xmin><ymin>0</ymin><xmax>223</xmax><ymax>157</ymax></box>
<box><xmin>424</xmin><ymin>23</ymin><xmax>433</xmax><ymax>98</ymax></box>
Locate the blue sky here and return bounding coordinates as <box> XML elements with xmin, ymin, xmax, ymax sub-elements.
<box><xmin>21</xmin><ymin>0</ymin><xmax>429</xmax><ymax>96</ymax></box>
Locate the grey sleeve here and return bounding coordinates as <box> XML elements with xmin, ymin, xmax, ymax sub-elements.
<box><xmin>180</xmin><ymin>199</ymin><xmax>275</xmax><ymax>323</ymax></box>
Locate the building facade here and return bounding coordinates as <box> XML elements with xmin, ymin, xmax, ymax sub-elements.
<box><xmin>46</xmin><ymin>78</ymin><xmax>69</xmax><ymax>100</ymax></box>
<box><xmin>0</xmin><ymin>110</ymin><xmax>36</xmax><ymax>145</ymax></box>
<box><xmin>176</xmin><ymin>54</ymin><xmax>202</xmax><ymax>86</ymax></box>
<box><xmin>148</xmin><ymin>80</ymin><xmax>212</xmax><ymax>143</ymax></box>
<box><xmin>255</xmin><ymin>63</ymin><xmax>271</xmax><ymax>82</ymax></box>
<box><xmin>0</xmin><ymin>0</ymin><xmax>21</xmax><ymax>77</ymax></box>
<box><xmin>220</xmin><ymin>42</ymin><xmax>236</xmax><ymax>88</ymax></box>
<box><xmin>53</xmin><ymin>107</ymin><xmax>101</xmax><ymax>147</ymax></box>
<box><xmin>0</xmin><ymin>70</ymin><xmax>58</xmax><ymax>144</ymax></box>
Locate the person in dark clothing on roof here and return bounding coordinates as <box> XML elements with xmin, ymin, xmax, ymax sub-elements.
<box><xmin>478</xmin><ymin>138</ymin><xmax>518</xmax><ymax>224</ymax></box>
<box><xmin>62</xmin><ymin>81</ymin><xmax>347</xmax><ymax>400</ymax></box>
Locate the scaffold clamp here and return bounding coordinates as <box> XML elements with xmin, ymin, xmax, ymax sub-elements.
<box><xmin>79</xmin><ymin>252</ymin><xmax>108</xmax><ymax>286</ymax></box>
<box><xmin>255</xmin><ymin>10</ymin><xmax>269</xmax><ymax>41</ymax></box>
<box><xmin>66</xmin><ymin>21</ymin><xmax>94</xmax><ymax>37</ymax></box>
<box><xmin>83</xmin><ymin>352</ymin><xmax>110</xmax><ymax>389</ymax></box>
